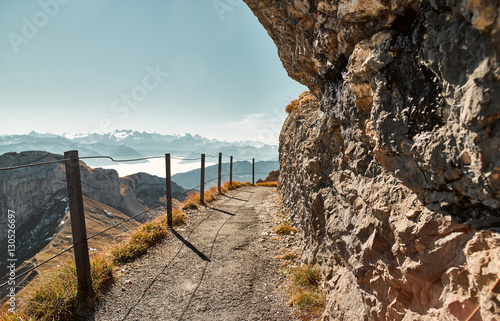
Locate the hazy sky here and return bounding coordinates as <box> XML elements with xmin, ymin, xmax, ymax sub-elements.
<box><xmin>0</xmin><ymin>0</ymin><xmax>306</xmax><ymax>145</ymax></box>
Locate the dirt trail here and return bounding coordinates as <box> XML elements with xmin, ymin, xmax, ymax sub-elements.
<box><xmin>83</xmin><ymin>186</ymin><xmax>299</xmax><ymax>321</ymax></box>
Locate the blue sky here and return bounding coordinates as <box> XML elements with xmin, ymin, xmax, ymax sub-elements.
<box><xmin>0</xmin><ymin>0</ymin><xmax>306</xmax><ymax>144</ymax></box>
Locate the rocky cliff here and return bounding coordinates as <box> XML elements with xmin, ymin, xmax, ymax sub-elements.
<box><xmin>0</xmin><ymin>151</ymin><xmax>185</xmax><ymax>281</ymax></box>
<box><xmin>243</xmin><ymin>0</ymin><xmax>500</xmax><ymax>320</ymax></box>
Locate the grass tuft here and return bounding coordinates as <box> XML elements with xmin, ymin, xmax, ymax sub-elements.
<box><xmin>274</xmin><ymin>250</ymin><xmax>299</xmax><ymax>261</ymax></box>
<box><xmin>285</xmin><ymin>98</ymin><xmax>300</xmax><ymax>114</ymax></box>
<box><xmin>182</xmin><ymin>193</ymin><xmax>199</xmax><ymax>210</ymax></box>
<box><xmin>274</xmin><ymin>222</ymin><xmax>298</xmax><ymax>235</ymax></box>
<box><xmin>286</xmin><ymin>265</ymin><xmax>325</xmax><ymax>319</ymax></box>
<box><xmin>291</xmin><ymin>265</ymin><xmax>321</xmax><ymax>289</ymax></box>
<box><xmin>19</xmin><ymin>253</ymin><xmax>112</xmax><ymax>321</ymax></box>
<box><xmin>0</xmin><ymin>309</ymin><xmax>32</xmax><ymax>321</ymax></box>
<box><xmin>109</xmin><ymin>207</ymin><xmax>188</xmax><ymax>265</ymax></box>
<box><xmin>182</xmin><ymin>201</ymin><xmax>198</xmax><ymax>210</ymax></box>
<box><xmin>285</xmin><ymin>91</ymin><xmax>317</xmax><ymax>114</ymax></box>
<box><xmin>288</xmin><ymin>289</ymin><xmax>325</xmax><ymax>312</ymax></box>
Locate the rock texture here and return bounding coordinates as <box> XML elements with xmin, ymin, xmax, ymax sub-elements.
<box><xmin>120</xmin><ymin>172</ymin><xmax>186</xmax><ymax>217</ymax></box>
<box><xmin>256</xmin><ymin>169</ymin><xmax>280</xmax><ymax>183</ymax></box>
<box><xmin>243</xmin><ymin>0</ymin><xmax>500</xmax><ymax>320</ymax></box>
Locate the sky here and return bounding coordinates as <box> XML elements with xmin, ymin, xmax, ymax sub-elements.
<box><xmin>0</xmin><ymin>0</ymin><xmax>307</xmax><ymax>145</ymax></box>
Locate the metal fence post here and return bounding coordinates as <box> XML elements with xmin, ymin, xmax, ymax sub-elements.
<box><xmin>218</xmin><ymin>153</ymin><xmax>222</xmax><ymax>193</ymax></box>
<box><xmin>64</xmin><ymin>150</ymin><xmax>94</xmax><ymax>298</ymax></box>
<box><xmin>165</xmin><ymin>153</ymin><xmax>172</xmax><ymax>228</ymax></box>
<box><xmin>252</xmin><ymin>158</ymin><xmax>255</xmax><ymax>186</ymax></box>
<box><xmin>230</xmin><ymin>156</ymin><xmax>233</xmax><ymax>187</ymax></box>
<box><xmin>200</xmin><ymin>154</ymin><xmax>205</xmax><ymax>204</ymax></box>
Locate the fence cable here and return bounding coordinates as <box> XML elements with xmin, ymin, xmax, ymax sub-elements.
<box><xmin>86</xmin><ymin>201</ymin><xmax>168</xmax><ymax>241</ymax></box>
<box><xmin>0</xmin><ymin>154</ymin><xmax>269</xmax><ymax>171</ymax></box>
<box><xmin>0</xmin><ymin>158</ymin><xmax>69</xmax><ymax>171</ymax></box>
<box><xmin>0</xmin><ymin>180</ymin><xmax>216</xmax><ymax>288</ymax></box>
<box><xmin>0</xmin><ymin>152</ymin><xmax>272</xmax><ymax>288</ymax></box>
<box><xmin>79</xmin><ymin>155</ymin><xmax>203</xmax><ymax>163</ymax></box>
<box><xmin>79</xmin><ymin>155</ymin><xmax>164</xmax><ymax>162</ymax></box>
<box><xmin>84</xmin><ymin>176</ymin><xmax>220</xmax><ymax>241</ymax></box>
<box><xmin>0</xmin><ymin>244</ymin><xmax>76</xmax><ymax>288</ymax></box>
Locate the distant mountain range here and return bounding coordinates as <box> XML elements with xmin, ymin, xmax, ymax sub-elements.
<box><xmin>0</xmin><ymin>130</ymin><xmax>278</xmax><ymax>168</ymax></box>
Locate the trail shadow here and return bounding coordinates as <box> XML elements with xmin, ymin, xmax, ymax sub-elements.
<box><xmin>222</xmin><ymin>194</ymin><xmax>248</xmax><ymax>201</ymax></box>
<box><xmin>171</xmin><ymin>230</ymin><xmax>211</xmax><ymax>262</ymax></box>
<box><xmin>208</xmin><ymin>207</ymin><xmax>235</xmax><ymax>216</ymax></box>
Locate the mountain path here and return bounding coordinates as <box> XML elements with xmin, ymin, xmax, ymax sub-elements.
<box><xmin>83</xmin><ymin>186</ymin><xmax>300</xmax><ymax>321</ymax></box>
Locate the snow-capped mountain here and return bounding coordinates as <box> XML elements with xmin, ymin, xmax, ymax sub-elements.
<box><xmin>0</xmin><ymin>130</ymin><xmax>279</xmax><ymax>167</ymax></box>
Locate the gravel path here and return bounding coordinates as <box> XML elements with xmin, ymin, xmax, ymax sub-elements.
<box><xmin>82</xmin><ymin>186</ymin><xmax>299</xmax><ymax>321</ymax></box>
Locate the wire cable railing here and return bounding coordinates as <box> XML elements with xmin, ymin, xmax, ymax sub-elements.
<box><xmin>0</xmin><ymin>152</ymin><xmax>275</xmax><ymax>172</ymax></box>
<box><xmin>0</xmin><ymin>154</ymin><xmax>204</xmax><ymax>171</ymax></box>
<box><xmin>0</xmin><ymin>244</ymin><xmax>76</xmax><ymax>289</ymax></box>
<box><xmin>0</xmin><ymin>177</ymin><xmax>224</xmax><ymax>288</ymax></box>
<box><xmin>79</xmin><ymin>155</ymin><xmax>165</xmax><ymax>162</ymax></box>
<box><xmin>1</xmin><ymin>151</ymin><xmax>274</xmax><ymax>293</ymax></box>
<box><xmin>0</xmin><ymin>158</ymin><xmax>69</xmax><ymax>171</ymax></box>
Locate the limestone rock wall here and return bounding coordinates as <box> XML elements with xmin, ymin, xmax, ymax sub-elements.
<box><xmin>244</xmin><ymin>0</ymin><xmax>500</xmax><ymax>320</ymax></box>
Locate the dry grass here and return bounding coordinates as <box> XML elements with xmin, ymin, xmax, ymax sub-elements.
<box><xmin>0</xmin><ymin>310</ymin><xmax>32</xmax><ymax>321</ymax></box>
<box><xmin>274</xmin><ymin>222</ymin><xmax>298</xmax><ymax>235</ymax></box>
<box><xmin>19</xmin><ymin>253</ymin><xmax>112</xmax><ymax>321</ymax></box>
<box><xmin>285</xmin><ymin>98</ymin><xmax>300</xmax><ymax>114</ymax></box>
<box><xmin>271</xmin><ymin>205</ymin><xmax>325</xmax><ymax>320</ymax></box>
<box><xmin>286</xmin><ymin>265</ymin><xmax>325</xmax><ymax>319</ymax></box>
<box><xmin>274</xmin><ymin>251</ymin><xmax>325</xmax><ymax>319</ymax></box>
<box><xmin>1</xmin><ymin>181</ymin><xmax>250</xmax><ymax>321</ymax></box>
<box><xmin>274</xmin><ymin>249</ymin><xmax>299</xmax><ymax>262</ymax></box>
<box><xmin>109</xmin><ymin>218</ymin><xmax>170</xmax><ymax>265</ymax></box>
<box><xmin>256</xmin><ymin>181</ymin><xmax>278</xmax><ymax>187</ymax></box>
<box><xmin>182</xmin><ymin>200</ymin><xmax>198</xmax><ymax>210</ymax></box>
<box><xmin>285</xmin><ymin>91</ymin><xmax>310</xmax><ymax>114</ymax></box>
<box><xmin>222</xmin><ymin>181</ymin><xmax>252</xmax><ymax>192</ymax></box>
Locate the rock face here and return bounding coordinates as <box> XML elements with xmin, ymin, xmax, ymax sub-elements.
<box><xmin>256</xmin><ymin>169</ymin><xmax>280</xmax><ymax>183</ymax></box>
<box><xmin>244</xmin><ymin>1</ymin><xmax>500</xmax><ymax>320</ymax></box>
<box><xmin>120</xmin><ymin>172</ymin><xmax>186</xmax><ymax>216</ymax></box>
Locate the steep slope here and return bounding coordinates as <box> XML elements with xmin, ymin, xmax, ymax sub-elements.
<box><xmin>243</xmin><ymin>1</ymin><xmax>500</xmax><ymax>320</ymax></box>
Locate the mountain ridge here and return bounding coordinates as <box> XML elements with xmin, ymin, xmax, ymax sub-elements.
<box><xmin>0</xmin><ymin>131</ymin><xmax>278</xmax><ymax>168</ymax></box>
